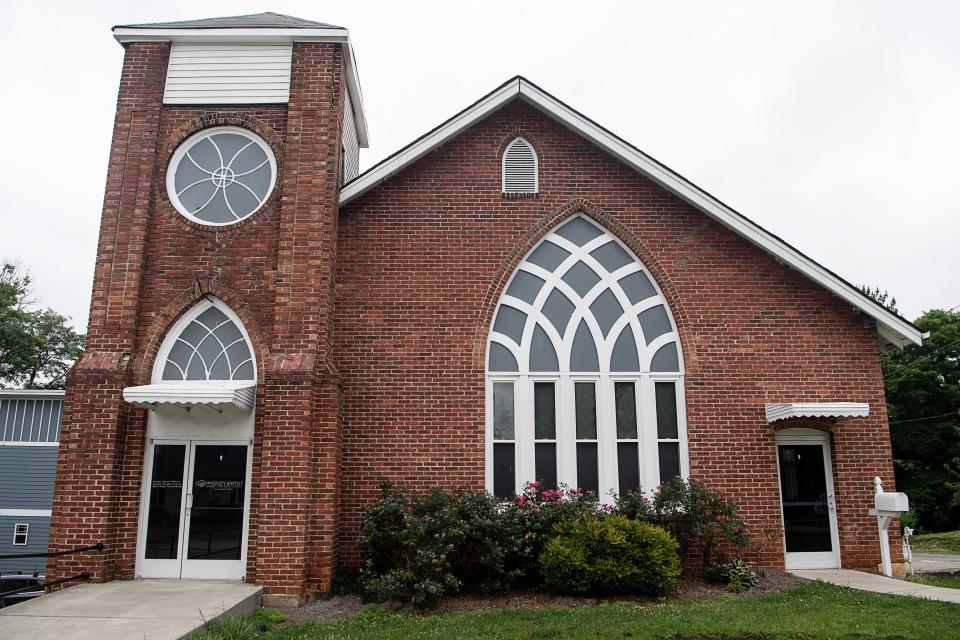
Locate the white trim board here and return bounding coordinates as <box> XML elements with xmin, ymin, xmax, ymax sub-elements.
<box><xmin>339</xmin><ymin>77</ymin><xmax>922</xmax><ymax>350</ymax></box>
<box><xmin>112</xmin><ymin>27</ymin><xmax>368</xmax><ymax>147</ymax></box>
<box><xmin>0</xmin><ymin>509</ymin><xmax>52</xmax><ymax>517</ymax></box>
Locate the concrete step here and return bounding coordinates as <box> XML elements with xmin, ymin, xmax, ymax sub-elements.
<box><xmin>0</xmin><ymin>579</ymin><xmax>262</xmax><ymax>639</ymax></box>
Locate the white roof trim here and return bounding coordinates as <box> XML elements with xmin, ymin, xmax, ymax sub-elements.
<box><xmin>112</xmin><ymin>27</ymin><xmax>368</xmax><ymax>148</ymax></box>
<box><xmin>123</xmin><ymin>381</ymin><xmax>256</xmax><ymax>413</ymax></box>
<box><xmin>765</xmin><ymin>402</ymin><xmax>870</xmax><ymax>424</ymax></box>
<box><xmin>0</xmin><ymin>389</ymin><xmax>65</xmax><ymax>399</ymax></box>
<box><xmin>339</xmin><ymin>77</ymin><xmax>922</xmax><ymax>349</ymax></box>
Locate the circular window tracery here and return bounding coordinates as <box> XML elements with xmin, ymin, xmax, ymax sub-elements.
<box><xmin>166</xmin><ymin>126</ymin><xmax>277</xmax><ymax>225</ymax></box>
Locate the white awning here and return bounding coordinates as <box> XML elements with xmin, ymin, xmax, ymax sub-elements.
<box><xmin>123</xmin><ymin>381</ymin><xmax>256</xmax><ymax>413</ymax></box>
<box><xmin>765</xmin><ymin>402</ymin><xmax>869</xmax><ymax>424</ymax></box>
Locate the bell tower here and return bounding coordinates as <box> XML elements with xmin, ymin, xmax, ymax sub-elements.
<box><xmin>47</xmin><ymin>13</ymin><xmax>367</xmax><ymax>604</ymax></box>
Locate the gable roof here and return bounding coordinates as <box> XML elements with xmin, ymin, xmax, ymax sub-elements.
<box><xmin>340</xmin><ymin>76</ymin><xmax>923</xmax><ymax>350</ymax></box>
<box><xmin>115</xmin><ymin>12</ymin><xmax>343</xmax><ymax>30</ymax></box>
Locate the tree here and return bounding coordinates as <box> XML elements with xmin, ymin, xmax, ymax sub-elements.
<box><xmin>882</xmin><ymin>308</ymin><xmax>960</xmax><ymax>531</ymax></box>
<box><xmin>0</xmin><ymin>261</ymin><xmax>85</xmax><ymax>389</ymax></box>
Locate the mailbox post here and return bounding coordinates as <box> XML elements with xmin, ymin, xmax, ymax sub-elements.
<box><xmin>869</xmin><ymin>477</ymin><xmax>910</xmax><ymax>577</ymax></box>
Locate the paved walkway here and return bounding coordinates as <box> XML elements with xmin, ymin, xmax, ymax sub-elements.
<box><xmin>912</xmin><ymin>552</ymin><xmax>960</xmax><ymax>573</ymax></box>
<box><xmin>0</xmin><ymin>579</ymin><xmax>262</xmax><ymax>639</ymax></box>
<box><xmin>792</xmin><ymin>569</ymin><xmax>960</xmax><ymax>604</ymax></box>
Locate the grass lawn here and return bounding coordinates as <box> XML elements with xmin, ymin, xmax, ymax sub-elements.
<box><xmin>910</xmin><ymin>530</ymin><xmax>960</xmax><ymax>554</ymax></box>
<box><xmin>906</xmin><ymin>573</ymin><xmax>960</xmax><ymax>589</ymax></box>
<box><xmin>195</xmin><ymin>581</ymin><xmax>960</xmax><ymax>640</ymax></box>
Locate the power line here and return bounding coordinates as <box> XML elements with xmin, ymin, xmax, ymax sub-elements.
<box><xmin>883</xmin><ymin>335</ymin><xmax>960</xmax><ymax>378</ymax></box>
<box><xmin>889</xmin><ymin>411</ymin><xmax>959</xmax><ymax>426</ymax></box>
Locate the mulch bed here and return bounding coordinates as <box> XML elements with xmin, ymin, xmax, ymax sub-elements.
<box><xmin>281</xmin><ymin>571</ymin><xmax>803</xmax><ymax>624</ymax></box>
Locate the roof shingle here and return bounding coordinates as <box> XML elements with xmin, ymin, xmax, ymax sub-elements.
<box><xmin>115</xmin><ymin>12</ymin><xmax>343</xmax><ymax>30</ymax></box>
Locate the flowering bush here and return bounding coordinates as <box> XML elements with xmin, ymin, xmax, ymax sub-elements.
<box><xmin>358</xmin><ymin>481</ymin><xmax>599</xmax><ymax>607</ymax></box>
<box><xmin>616</xmin><ymin>478</ymin><xmax>751</xmax><ymax>570</ymax></box>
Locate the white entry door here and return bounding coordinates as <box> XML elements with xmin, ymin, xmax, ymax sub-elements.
<box><xmin>776</xmin><ymin>429</ymin><xmax>841</xmax><ymax>570</ymax></box>
<box><xmin>138</xmin><ymin>440</ymin><xmax>251</xmax><ymax>580</ymax></box>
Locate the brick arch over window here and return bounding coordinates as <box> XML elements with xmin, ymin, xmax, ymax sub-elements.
<box><xmin>483</xmin><ymin>209</ymin><xmax>689</xmax><ymax>501</ymax></box>
<box><xmin>473</xmin><ymin>198</ymin><xmax>691</xmax><ymax>372</ymax></box>
<box><xmin>134</xmin><ymin>281</ymin><xmax>269</xmax><ymax>385</ymax></box>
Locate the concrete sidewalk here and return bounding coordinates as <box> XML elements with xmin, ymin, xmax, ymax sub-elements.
<box><xmin>792</xmin><ymin>569</ymin><xmax>960</xmax><ymax>604</ymax></box>
<box><xmin>0</xmin><ymin>579</ymin><xmax>262</xmax><ymax>639</ymax></box>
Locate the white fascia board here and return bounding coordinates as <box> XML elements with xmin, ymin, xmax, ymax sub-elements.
<box><xmin>112</xmin><ymin>27</ymin><xmax>368</xmax><ymax>149</ymax></box>
<box><xmin>765</xmin><ymin>402</ymin><xmax>870</xmax><ymax>423</ymax></box>
<box><xmin>339</xmin><ymin>77</ymin><xmax>922</xmax><ymax>348</ymax></box>
<box><xmin>112</xmin><ymin>27</ymin><xmax>349</xmax><ymax>43</ymax></box>
<box><xmin>0</xmin><ymin>389</ymin><xmax>65</xmax><ymax>399</ymax></box>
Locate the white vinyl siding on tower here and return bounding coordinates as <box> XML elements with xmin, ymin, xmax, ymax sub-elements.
<box><xmin>342</xmin><ymin>91</ymin><xmax>360</xmax><ymax>182</ymax></box>
<box><xmin>163</xmin><ymin>43</ymin><xmax>293</xmax><ymax>104</ymax></box>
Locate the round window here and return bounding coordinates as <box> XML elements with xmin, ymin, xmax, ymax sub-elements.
<box><xmin>166</xmin><ymin>127</ymin><xmax>277</xmax><ymax>225</ymax></box>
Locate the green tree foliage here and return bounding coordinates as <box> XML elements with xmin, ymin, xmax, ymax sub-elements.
<box><xmin>882</xmin><ymin>308</ymin><xmax>960</xmax><ymax>531</ymax></box>
<box><xmin>0</xmin><ymin>262</ymin><xmax>85</xmax><ymax>389</ymax></box>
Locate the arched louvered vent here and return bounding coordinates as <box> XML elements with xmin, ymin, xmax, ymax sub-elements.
<box><xmin>502</xmin><ymin>137</ymin><xmax>538</xmax><ymax>195</ymax></box>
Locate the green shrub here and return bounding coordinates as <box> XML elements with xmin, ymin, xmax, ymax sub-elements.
<box><xmin>539</xmin><ymin>516</ymin><xmax>680</xmax><ymax>596</ymax></box>
<box><xmin>705</xmin><ymin>558</ymin><xmax>758</xmax><ymax>593</ymax></box>
<box><xmin>358</xmin><ymin>481</ymin><xmax>602</xmax><ymax>608</ymax></box>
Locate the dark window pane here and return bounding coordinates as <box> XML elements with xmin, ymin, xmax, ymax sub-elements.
<box><xmin>145</xmin><ymin>444</ymin><xmax>186</xmax><ymax>560</ymax></box>
<box><xmin>618</xmin><ymin>442</ymin><xmax>640</xmax><ymax>495</ymax></box>
<box><xmin>535</xmin><ymin>442</ymin><xmax>557</xmax><ymax>490</ymax></box>
<box><xmin>655</xmin><ymin>382</ymin><xmax>678</xmax><ymax>439</ymax></box>
<box><xmin>534</xmin><ymin>382</ymin><xmax>556</xmax><ymax>439</ymax></box>
<box><xmin>493</xmin><ymin>443</ymin><xmax>515</xmax><ymax>499</ymax></box>
<box><xmin>658</xmin><ymin>442</ymin><xmax>681</xmax><ymax>484</ymax></box>
<box><xmin>778</xmin><ymin>445</ymin><xmax>832</xmax><ymax>553</ymax></box>
<box><xmin>615</xmin><ymin>382</ymin><xmax>638</xmax><ymax>439</ymax></box>
<box><xmin>187</xmin><ymin>445</ymin><xmax>247</xmax><ymax>560</ymax></box>
<box><xmin>493</xmin><ymin>382</ymin><xmax>515</xmax><ymax>440</ymax></box>
<box><xmin>575</xmin><ymin>382</ymin><xmax>597</xmax><ymax>439</ymax></box>
<box><xmin>576</xmin><ymin>442</ymin><xmax>599</xmax><ymax>495</ymax></box>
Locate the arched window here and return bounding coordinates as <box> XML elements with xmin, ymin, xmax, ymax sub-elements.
<box><xmin>502</xmin><ymin>137</ymin><xmax>538</xmax><ymax>195</ymax></box>
<box><xmin>154</xmin><ymin>297</ymin><xmax>255</xmax><ymax>382</ymax></box>
<box><xmin>486</xmin><ymin>215</ymin><xmax>687</xmax><ymax>499</ymax></box>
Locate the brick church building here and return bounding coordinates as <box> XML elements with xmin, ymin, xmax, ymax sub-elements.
<box><xmin>46</xmin><ymin>13</ymin><xmax>922</xmax><ymax>603</ymax></box>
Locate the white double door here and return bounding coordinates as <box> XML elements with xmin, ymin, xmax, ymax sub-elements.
<box><xmin>138</xmin><ymin>439</ymin><xmax>251</xmax><ymax>580</ymax></box>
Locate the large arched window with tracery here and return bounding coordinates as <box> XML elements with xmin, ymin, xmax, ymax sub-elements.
<box><xmin>154</xmin><ymin>297</ymin><xmax>255</xmax><ymax>383</ymax></box>
<box><xmin>486</xmin><ymin>214</ymin><xmax>687</xmax><ymax>499</ymax></box>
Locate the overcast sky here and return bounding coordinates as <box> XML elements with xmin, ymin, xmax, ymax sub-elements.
<box><xmin>2</xmin><ymin>1</ymin><xmax>958</xmax><ymax>331</ymax></box>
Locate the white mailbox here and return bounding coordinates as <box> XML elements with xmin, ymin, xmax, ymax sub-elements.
<box><xmin>875</xmin><ymin>490</ymin><xmax>909</xmax><ymax>513</ymax></box>
<box><xmin>869</xmin><ymin>477</ymin><xmax>910</xmax><ymax>577</ymax></box>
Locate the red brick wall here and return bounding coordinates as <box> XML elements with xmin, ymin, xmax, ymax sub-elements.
<box><xmin>49</xmin><ymin>41</ymin><xmax>348</xmax><ymax>599</ymax></box>
<box><xmin>336</xmin><ymin>100</ymin><xmax>899</xmax><ymax>572</ymax></box>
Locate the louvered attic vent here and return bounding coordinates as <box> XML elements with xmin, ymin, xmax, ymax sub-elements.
<box><xmin>502</xmin><ymin>137</ymin><xmax>538</xmax><ymax>195</ymax></box>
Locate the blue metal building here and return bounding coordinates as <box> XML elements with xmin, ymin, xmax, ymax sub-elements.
<box><xmin>0</xmin><ymin>390</ymin><xmax>63</xmax><ymax>575</ymax></box>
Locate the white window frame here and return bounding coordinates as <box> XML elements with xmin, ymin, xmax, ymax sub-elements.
<box><xmin>12</xmin><ymin>523</ymin><xmax>28</xmax><ymax>545</ymax></box>
<box><xmin>166</xmin><ymin>126</ymin><xmax>278</xmax><ymax>226</ymax></box>
<box><xmin>485</xmin><ymin>214</ymin><xmax>689</xmax><ymax>501</ymax></box>
<box><xmin>153</xmin><ymin>296</ymin><xmax>257</xmax><ymax>383</ymax></box>
<box><xmin>501</xmin><ymin>137</ymin><xmax>539</xmax><ymax>195</ymax></box>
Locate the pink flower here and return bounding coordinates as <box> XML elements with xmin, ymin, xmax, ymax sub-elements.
<box><xmin>517</xmin><ymin>495</ymin><xmax>527</xmax><ymax>507</ymax></box>
<box><xmin>715</xmin><ymin>515</ymin><xmax>723</xmax><ymax>522</ymax></box>
<box><xmin>732</xmin><ymin>527</ymin><xmax>740</xmax><ymax>534</ymax></box>
<box><xmin>528</xmin><ymin>481</ymin><xmax>540</xmax><ymax>488</ymax></box>
<box><xmin>603</xmin><ymin>505</ymin><xmax>613</xmax><ymax>513</ymax></box>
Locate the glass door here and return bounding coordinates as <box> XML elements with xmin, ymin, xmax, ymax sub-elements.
<box><xmin>181</xmin><ymin>444</ymin><xmax>249</xmax><ymax>579</ymax></box>
<box><xmin>138</xmin><ymin>441</ymin><xmax>250</xmax><ymax>580</ymax></box>
<box><xmin>777</xmin><ymin>439</ymin><xmax>840</xmax><ymax>570</ymax></box>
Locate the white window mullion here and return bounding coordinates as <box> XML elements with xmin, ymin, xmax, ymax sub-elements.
<box><xmin>639</xmin><ymin>375</ymin><xmax>660</xmax><ymax>494</ymax></box>
<box><xmin>557</xmin><ymin>376</ymin><xmax>577</xmax><ymax>490</ymax></box>
<box><xmin>597</xmin><ymin>376</ymin><xmax>618</xmax><ymax>504</ymax></box>
<box><xmin>517</xmin><ymin>376</ymin><xmax>536</xmax><ymax>493</ymax></box>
